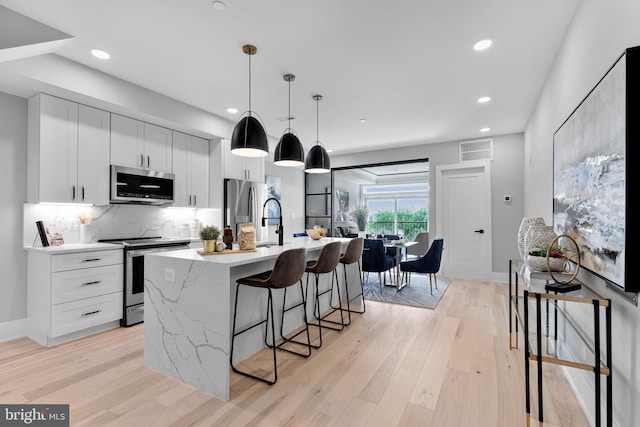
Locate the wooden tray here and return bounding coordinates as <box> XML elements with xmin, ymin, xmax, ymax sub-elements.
<box><xmin>197</xmin><ymin>248</ymin><xmax>257</xmax><ymax>256</ymax></box>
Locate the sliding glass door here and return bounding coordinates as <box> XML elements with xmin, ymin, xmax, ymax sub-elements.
<box><xmin>331</xmin><ymin>159</ymin><xmax>429</xmax><ymax>240</ymax></box>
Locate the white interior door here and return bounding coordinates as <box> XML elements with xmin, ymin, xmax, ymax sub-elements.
<box><xmin>435</xmin><ymin>161</ymin><xmax>492</xmax><ymax>280</ymax></box>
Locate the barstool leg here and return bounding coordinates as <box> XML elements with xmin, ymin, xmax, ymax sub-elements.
<box><xmin>307</xmin><ymin>272</ymin><xmax>323</xmax><ymax>349</ymax></box>
<box><xmin>277</xmin><ymin>279</ymin><xmax>312</xmax><ymax>357</ymax></box>
<box><xmin>316</xmin><ymin>269</ymin><xmax>346</xmax><ymax>330</ymax></box>
<box><xmin>340</xmin><ymin>265</ymin><xmax>353</xmax><ymax>326</ymax></box>
<box><xmin>307</xmin><ymin>269</ymin><xmax>346</xmax><ymax>347</ymax></box>
<box><xmin>326</xmin><ymin>269</ymin><xmax>346</xmax><ymax>328</ymax></box>
<box><xmin>343</xmin><ymin>260</ymin><xmax>365</xmax><ymax>316</ymax></box>
<box><xmin>230</xmin><ymin>285</ymin><xmax>277</xmax><ymax>385</ymax></box>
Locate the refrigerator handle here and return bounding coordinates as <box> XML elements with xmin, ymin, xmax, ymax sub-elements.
<box><xmin>249</xmin><ymin>186</ymin><xmax>255</xmax><ymax>224</ymax></box>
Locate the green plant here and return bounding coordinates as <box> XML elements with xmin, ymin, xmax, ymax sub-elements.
<box><xmin>200</xmin><ymin>225</ymin><xmax>220</xmax><ymax>241</ymax></box>
<box><xmin>350</xmin><ymin>205</ymin><xmax>369</xmax><ymax>231</ymax></box>
<box><xmin>528</xmin><ymin>245</ymin><xmax>566</xmax><ymax>258</ymax></box>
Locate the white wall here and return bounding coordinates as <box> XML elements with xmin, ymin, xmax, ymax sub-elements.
<box><xmin>0</xmin><ymin>92</ymin><xmax>27</xmax><ymax>325</ymax></box>
<box><xmin>524</xmin><ymin>1</ymin><xmax>640</xmax><ymax>425</ymax></box>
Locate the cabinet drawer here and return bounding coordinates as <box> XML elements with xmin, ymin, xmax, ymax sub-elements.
<box><xmin>51</xmin><ymin>250</ymin><xmax>122</xmax><ymax>272</ymax></box>
<box><xmin>52</xmin><ymin>264</ymin><xmax>123</xmax><ymax>304</ymax></box>
<box><xmin>50</xmin><ymin>292</ymin><xmax>123</xmax><ymax>337</ymax></box>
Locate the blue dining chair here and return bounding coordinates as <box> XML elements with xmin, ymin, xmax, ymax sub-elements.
<box><xmin>361</xmin><ymin>239</ymin><xmax>396</xmax><ymax>291</ymax></box>
<box><xmin>399</xmin><ymin>238</ymin><xmax>444</xmax><ymax>295</ymax></box>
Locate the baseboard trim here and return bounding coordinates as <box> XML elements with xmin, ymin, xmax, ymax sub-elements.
<box><xmin>0</xmin><ymin>318</ymin><xmax>27</xmax><ymax>343</ymax></box>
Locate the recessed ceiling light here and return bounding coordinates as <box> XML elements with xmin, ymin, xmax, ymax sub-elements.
<box><xmin>474</xmin><ymin>39</ymin><xmax>492</xmax><ymax>51</ymax></box>
<box><xmin>359</xmin><ymin>118</ymin><xmax>366</xmax><ymax>123</ymax></box>
<box><xmin>477</xmin><ymin>96</ymin><xmax>491</xmax><ymax>103</ymax></box>
<box><xmin>212</xmin><ymin>1</ymin><xmax>226</xmax><ymax>11</ymax></box>
<box><xmin>480</xmin><ymin>127</ymin><xmax>491</xmax><ymax>132</ymax></box>
<box><xmin>226</xmin><ymin>107</ymin><xmax>238</xmax><ymax>114</ymax></box>
<box><xmin>91</xmin><ymin>49</ymin><xmax>110</xmax><ymax>60</ymax></box>
<box><xmin>326</xmin><ymin>149</ymin><xmax>334</xmax><ymax>153</ymax></box>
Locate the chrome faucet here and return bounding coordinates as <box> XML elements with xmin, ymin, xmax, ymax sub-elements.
<box><xmin>262</xmin><ymin>197</ymin><xmax>284</xmax><ymax>246</ymax></box>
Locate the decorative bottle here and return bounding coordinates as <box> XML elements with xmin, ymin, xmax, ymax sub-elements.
<box><xmin>223</xmin><ymin>226</ymin><xmax>233</xmax><ymax>250</ymax></box>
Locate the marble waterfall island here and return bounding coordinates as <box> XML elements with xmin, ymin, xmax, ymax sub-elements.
<box><xmin>143</xmin><ymin>237</ymin><xmax>358</xmax><ymax>401</ymax></box>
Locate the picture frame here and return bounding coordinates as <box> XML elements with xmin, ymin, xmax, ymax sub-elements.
<box><xmin>44</xmin><ymin>222</ymin><xmax>65</xmax><ymax>246</ymax></box>
<box><xmin>553</xmin><ymin>46</ymin><xmax>638</xmax><ymax>293</ymax></box>
<box><xmin>334</xmin><ymin>189</ymin><xmax>349</xmax><ymax>221</ymax></box>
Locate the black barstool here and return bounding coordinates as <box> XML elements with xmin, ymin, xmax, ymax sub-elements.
<box><xmin>337</xmin><ymin>237</ymin><xmax>365</xmax><ymax>325</ymax></box>
<box><xmin>304</xmin><ymin>241</ymin><xmax>344</xmax><ymax>348</ymax></box>
<box><xmin>230</xmin><ymin>247</ymin><xmax>310</xmax><ymax>385</ymax></box>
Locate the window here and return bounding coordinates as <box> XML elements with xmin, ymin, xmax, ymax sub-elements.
<box><xmin>363</xmin><ymin>183</ymin><xmax>428</xmax><ymax>240</ymax></box>
<box><xmin>331</xmin><ymin>159</ymin><xmax>429</xmax><ymax>239</ymax></box>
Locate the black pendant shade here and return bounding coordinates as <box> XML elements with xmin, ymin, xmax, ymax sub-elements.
<box><xmin>231</xmin><ymin>44</ymin><xmax>269</xmax><ymax>158</ymax></box>
<box><xmin>304</xmin><ymin>144</ymin><xmax>331</xmax><ymax>173</ymax></box>
<box><xmin>231</xmin><ymin>115</ymin><xmax>269</xmax><ymax>157</ymax></box>
<box><xmin>274</xmin><ymin>132</ymin><xmax>305</xmax><ymax>166</ymax></box>
<box><xmin>304</xmin><ymin>94</ymin><xmax>330</xmax><ymax>174</ymax></box>
<box><xmin>274</xmin><ymin>73</ymin><xmax>304</xmax><ymax>166</ymax></box>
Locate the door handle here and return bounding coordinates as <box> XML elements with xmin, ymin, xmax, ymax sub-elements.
<box><xmin>474</xmin><ymin>229</ymin><xmax>484</xmax><ymax>234</ymax></box>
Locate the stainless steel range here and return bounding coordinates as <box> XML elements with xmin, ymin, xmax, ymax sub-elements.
<box><xmin>99</xmin><ymin>237</ymin><xmax>191</xmax><ymax>326</ymax></box>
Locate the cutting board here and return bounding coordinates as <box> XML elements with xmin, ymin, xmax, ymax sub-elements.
<box><xmin>197</xmin><ymin>248</ymin><xmax>257</xmax><ymax>256</ymax></box>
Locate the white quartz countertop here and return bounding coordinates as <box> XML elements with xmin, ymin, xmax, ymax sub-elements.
<box><xmin>147</xmin><ymin>237</ymin><xmax>352</xmax><ymax>267</ymax></box>
<box><xmin>25</xmin><ymin>242</ymin><xmax>122</xmax><ymax>254</ymax></box>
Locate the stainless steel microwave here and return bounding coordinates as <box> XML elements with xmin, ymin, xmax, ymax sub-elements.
<box><xmin>110</xmin><ymin>165</ymin><xmax>175</xmax><ymax>205</ymax></box>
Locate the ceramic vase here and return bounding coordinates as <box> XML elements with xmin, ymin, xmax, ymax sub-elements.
<box><xmin>517</xmin><ymin>217</ymin><xmax>545</xmax><ymax>260</ymax></box>
<box><xmin>524</xmin><ymin>225</ymin><xmax>558</xmax><ymax>270</ymax></box>
<box><xmin>202</xmin><ymin>240</ymin><xmax>216</xmax><ymax>253</ymax></box>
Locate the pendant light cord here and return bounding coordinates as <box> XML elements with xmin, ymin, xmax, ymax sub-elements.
<box><xmin>316</xmin><ymin>96</ymin><xmax>320</xmax><ymax>145</ymax></box>
<box><xmin>248</xmin><ymin>53</ymin><xmax>252</xmax><ymax>113</ymax></box>
<box><xmin>288</xmin><ymin>78</ymin><xmax>291</xmax><ymax>130</ymax></box>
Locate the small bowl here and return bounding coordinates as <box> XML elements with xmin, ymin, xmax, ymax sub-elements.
<box><xmin>306</xmin><ymin>228</ymin><xmax>322</xmax><ymax>240</ymax></box>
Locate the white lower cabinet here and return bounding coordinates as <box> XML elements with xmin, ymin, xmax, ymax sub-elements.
<box><xmin>27</xmin><ymin>248</ymin><xmax>124</xmax><ymax>347</ymax></box>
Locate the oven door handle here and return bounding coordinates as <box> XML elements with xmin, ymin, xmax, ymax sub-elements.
<box><xmin>127</xmin><ymin>245</ymin><xmax>189</xmax><ymax>258</ymax></box>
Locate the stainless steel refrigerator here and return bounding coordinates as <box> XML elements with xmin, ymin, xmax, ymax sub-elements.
<box><xmin>223</xmin><ymin>178</ymin><xmax>268</xmax><ymax>243</ymax></box>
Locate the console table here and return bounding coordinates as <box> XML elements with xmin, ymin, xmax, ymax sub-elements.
<box><xmin>508</xmin><ymin>259</ymin><xmax>612</xmax><ymax>426</ymax></box>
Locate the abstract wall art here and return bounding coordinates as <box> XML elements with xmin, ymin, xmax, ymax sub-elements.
<box><xmin>553</xmin><ymin>45</ymin><xmax>639</xmax><ymax>293</ymax></box>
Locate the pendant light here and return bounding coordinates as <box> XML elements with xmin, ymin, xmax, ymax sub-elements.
<box><xmin>230</xmin><ymin>44</ymin><xmax>268</xmax><ymax>157</ymax></box>
<box><xmin>274</xmin><ymin>73</ymin><xmax>305</xmax><ymax>166</ymax></box>
<box><xmin>304</xmin><ymin>94</ymin><xmax>331</xmax><ymax>174</ymax></box>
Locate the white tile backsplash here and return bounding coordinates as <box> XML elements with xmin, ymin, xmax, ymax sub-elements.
<box><xmin>23</xmin><ymin>203</ymin><xmax>221</xmax><ymax>247</ymax></box>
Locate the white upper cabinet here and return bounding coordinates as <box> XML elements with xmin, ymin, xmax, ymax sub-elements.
<box><xmin>144</xmin><ymin>122</ymin><xmax>173</xmax><ymax>172</ymax></box>
<box><xmin>27</xmin><ymin>94</ymin><xmax>110</xmax><ymax>204</ymax></box>
<box><xmin>110</xmin><ymin>114</ymin><xmax>172</xmax><ymax>173</ymax></box>
<box><xmin>172</xmin><ymin>131</ymin><xmax>209</xmax><ymax>208</ymax></box>
<box><xmin>221</xmin><ymin>138</ymin><xmax>265</xmax><ymax>182</ymax></box>
<box><xmin>77</xmin><ymin>105</ymin><xmax>111</xmax><ymax>204</ymax></box>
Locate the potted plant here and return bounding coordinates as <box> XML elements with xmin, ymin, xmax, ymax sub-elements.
<box><xmin>350</xmin><ymin>205</ymin><xmax>369</xmax><ymax>232</ymax></box>
<box><xmin>200</xmin><ymin>225</ymin><xmax>220</xmax><ymax>253</ymax></box>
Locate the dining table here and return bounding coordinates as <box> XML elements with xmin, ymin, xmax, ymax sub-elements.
<box><xmin>383</xmin><ymin>240</ymin><xmax>417</xmax><ymax>291</ymax></box>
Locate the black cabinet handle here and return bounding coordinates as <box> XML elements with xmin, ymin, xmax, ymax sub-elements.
<box><xmin>81</xmin><ymin>309</ymin><xmax>102</xmax><ymax>317</ymax></box>
<box><xmin>81</xmin><ymin>280</ymin><xmax>102</xmax><ymax>286</ymax></box>
<box><xmin>475</xmin><ymin>229</ymin><xmax>484</xmax><ymax>234</ymax></box>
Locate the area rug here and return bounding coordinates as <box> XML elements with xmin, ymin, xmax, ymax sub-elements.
<box><xmin>362</xmin><ymin>272</ymin><xmax>451</xmax><ymax>309</ymax></box>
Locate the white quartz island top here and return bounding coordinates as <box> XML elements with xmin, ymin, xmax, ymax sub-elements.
<box><xmin>150</xmin><ymin>237</ymin><xmax>348</xmax><ymax>264</ymax></box>
<box><xmin>143</xmin><ymin>237</ymin><xmax>358</xmax><ymax>401</ymax></box>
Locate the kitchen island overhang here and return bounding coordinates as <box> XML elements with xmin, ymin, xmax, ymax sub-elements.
<box><xmin>143</xmin><ymin>237</ymin><xmax>360</xmax><ymax>401</ymax></box>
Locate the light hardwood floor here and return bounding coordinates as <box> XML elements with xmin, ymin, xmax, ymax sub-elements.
<box><xmin>0</xmin><ymin>279</ymin><xmax>589</xmax><ymax>426</ymax></box>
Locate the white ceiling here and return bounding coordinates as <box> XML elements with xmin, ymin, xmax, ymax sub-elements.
<box><xmin>0</xmin><ymin>0</ymin><xmax>579</xmax><ymax>156</ymax></box>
